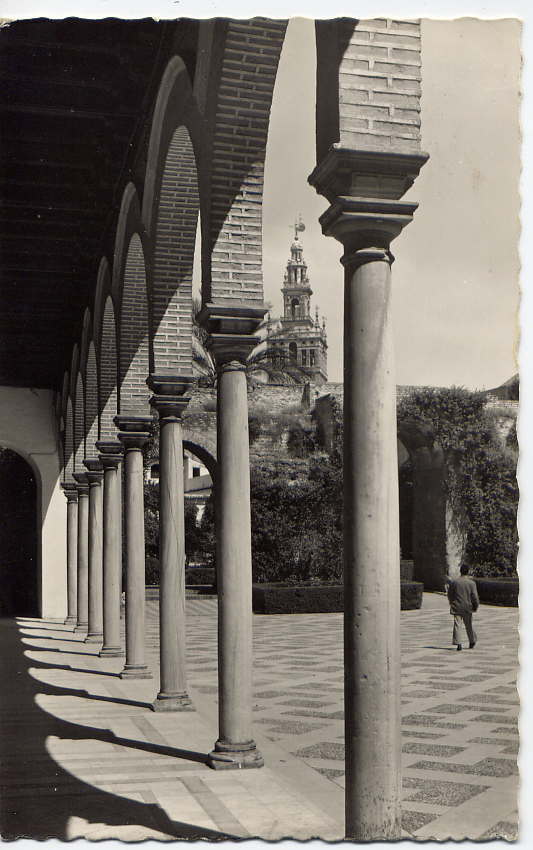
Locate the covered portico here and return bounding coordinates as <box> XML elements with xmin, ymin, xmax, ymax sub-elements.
<box><xmin>0</xmin><ymin>17</ymin><xmax>426</xmax><ymax>839</ymax></box>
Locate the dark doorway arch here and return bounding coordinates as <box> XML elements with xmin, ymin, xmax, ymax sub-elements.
<box><xmin>0</xmin><ymin>448</ymin><xmax>38</xmax><ymax>616</ymax></box>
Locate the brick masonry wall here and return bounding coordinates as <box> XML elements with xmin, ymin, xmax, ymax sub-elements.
<box><xmin>153</xmin><ymin>126</ymin><xmax>196</xmax><ymax>375</ymax></box>
<box><xmin>119</xmin><ymin>233</ymin><xmax>151</xmax><ymax>414</ymax></box>
<box><xmin>73</xmin><ymin>373</ymin><xmax>85</xmax><ymax>471</ymax></box>
<box><xmin>85</xmin><ymin>341</ymin><xmax>99</xmax><ymax>458</ymax></box>
<box><xmin>338</xmin><ymin>18</ymin><xmax>422</xmax><ymax>154</ymax></box>
<box><xmin>99</xmin><ymin>296</ymin><xmax>119</xmax><ymax>440</ymax></box>
<box><xmin>181</xmin><ymin>383</ymin><xmax>316</xmax><ymax>473</ymax></box>
<box><xmin>205</xmin><ymin>20</ymin><xmax>287</xmax><ymax>306</ymax></box>
<box><xmin>64</xmin><ymin>398</ymin><xmax>74</xmax><ymax>480</ymax></box>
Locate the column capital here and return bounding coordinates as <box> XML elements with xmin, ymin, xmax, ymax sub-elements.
<box><xmin>114</xmin><ymin>415</ymin><xmax>153</xmax><ymax>450</ymax></box>
<box><xmin>319</xmin><ymin>195</ymin><xmax>419</xmax><ymax>263</ymax></box>
<box><xmin>308</xmin><ymin>145</ymin><xmax>428</xmax><ymax>204</ymax></box>
<box><xmin>147</xmin><ymin>374</ymin><xmax>194</xmax><ymax>421</ymax></box>
<box><xmin>196</xmin><ymin>302</ymin><xmax>266</xmax><ymax>368</ymax></box>
<box><xmin>96</xmin><ymin>440</ymin><xmax>124</xmax><ymax>469</ymax></box>
<box><xmin>308</xmin><ymin>146</ymin><xmax>427</xmax><ymax>261</ymax></box>
<box><xmin>83</xmin><ymin>458</ymin><xmax>104</xmax><ymax>485</ymax></box>
<box><xmin>61</xmin><ymin>482</ymin><xmax>78</xmax><ymax>503</ymax></box>
<box><xmin>72</xmin><ymin>471</ymin><xmax>90</xmax><ymax>496</ymax></box>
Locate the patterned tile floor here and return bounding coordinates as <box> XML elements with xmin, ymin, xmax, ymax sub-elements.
<box><xmin>1</xmin><ymin>592</ymin><xmax>519</xmax><ymax>841</ymax></box>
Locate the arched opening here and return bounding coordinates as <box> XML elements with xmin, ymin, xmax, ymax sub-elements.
<box><xmin>289</xmin><ymin>341</ymin><xmax>298</xmax><ymax>362</ymax></box>
<box><xmin>182</xmin><ymin>442</ymin><xmax>216</xmax><ymax>574</ymax></box>
<box><xmin>0</xmin><ymin>448</ymin><xmax>38</xmax><ymax>616</ymax></box>
<box><xmin>291</xmin><ymin>298</ymin><xmax>300</xmax><ymax>319</ymax></box>
<box><xmin>398</xmin><ymin>456</ymin><xmax>414</xmax><ymax>561</ymax></box>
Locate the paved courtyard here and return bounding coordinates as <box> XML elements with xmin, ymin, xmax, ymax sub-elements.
<box><xmin>1</xmin><ymin>592</ymin><xmax>519</xmax><ymax>841</ymax></box>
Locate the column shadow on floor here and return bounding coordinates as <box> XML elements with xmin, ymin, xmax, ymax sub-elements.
<box><xmin>21</xmin><ymin>633</ymin><xmax>94</xmax><ymax>643</ymax></box>
<box><xmin>22</xmin><ymin>645</ymin><xmax>102</xmax><ymax>658</ymax></box>
<box><xmin>1</xmin><ymin>618</ymin><xmax>228</xmax><ymax>841</ymax></box>
<box><xmin>26</xmin><ymin>661</ymin><xmax>122</xmax><ymax>678</ymax></box>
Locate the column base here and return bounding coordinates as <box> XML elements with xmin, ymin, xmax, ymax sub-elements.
<box><xmin>207</xmin><ymin>739</ymin><xmax>264</xmax><ymax>770</ymax></box>
<box><xmin>151</xmin><ymin>692</ymin><xmax>194</xmax><ymax>712</ymax></box>
<box><xmin>99</xmin><ymin>646</ymin><xmax>124</xmax><ymax>658</ymax></box>
<box><xmin>64</xmin><ymin>616</ymin><xmax>77</xmax><ymax>627</ymax></box>
<box><xmin>119</xmin><ymin>665</ymin><xmax>152</xmax><ymax>680</ymax></box>
<box><xmin>85</xmin><ymin>633</ymin><xmax>103</xmax><ymax>644</ymax></box>
<box><xmin>74</xmin><ymin>623</ymin><xmax>88</xmax><ymax>633</ymax></box>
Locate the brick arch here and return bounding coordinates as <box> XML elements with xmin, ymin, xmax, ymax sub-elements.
<box><xmin>64</xmin><ymin>397</ymin><xmax>74</xmax><ymax>482</ymax></box>
<box><xmin>119</xmin><ymin>233</ymin><xmax>151</xmax><ymax>414</ymax></box>
<box><xmin>142</xmin><ymin>55</ymin><xmax>204</xmax><ymax>238</ymax></box>
<box><xmin>201</xmin><ymin>20</ymin><xmax>287</xmax><ymax>308</ymax></box>
<box><xmin>69</xmin><ymin>344</ymin><xmax>80</xmax><ymax>402</ymax></box>
<box><xmin>73</xmin><ymin>372</ymin><xmax>85</xmax><ymax>471</ymax></box>
<box><xmin>93</xmin><ymin>257</ymin><xmax>112</xmax><ymax>352</ymax></box>
<box><xmin>99</xmin><ymin>295</ymin><xmax>119</xmax><ymax>440</ymax></box>
<box><xmin>183</xmin><ymin>439</ymin><xmax>217</xmax><ymax>483</ymax></box>
<box><xmin>60</xmin><ymin>370</ymin><xmax>69</xmax><ymax>431</ymax></box>
<box><xmin>85</xmin><ymin>340</ymin><xmax>99</xmax><ymax>458</ymax></box>
<box><xmin>151</xmin><ymin>125</ymin><xmax>200</xmax><ymax>376</ymax></box>
<box><xmin>79</xmin><ymin>308</ymin><xmax>92</xmax><ymax>378</ymax></box>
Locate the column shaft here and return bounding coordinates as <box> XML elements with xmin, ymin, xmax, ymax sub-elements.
<box><xmin>121</xmin><ymin>445</ymin><xmax>151</xmax><ymax>678</ymax></box>
<box><xmin>100</xmin><ymin>458</ymin><xmax>123</xmax><ymax>656</ymax></box>
<box><xmin>75</xmin><ymin>489</ymin><xmax>89</xmax><ymax>632</ymax></box>
<box><xmin>85</xmin><ymin>472</ymin><xmax>104</xmax><ymax>643</ymax></box>
<box><xmin>64</xmin><ymin>492</ymin><xmax>78</xmax><ymax>626</ymax></box>
<box><xmin>343</xmin><ymin>254</ymin><xmax>401</xmax><ymax>839</ymax></box>
<box><xmin>208</xmin><ymin>364</ymin><xmax>262</xmax><ymax>768</ymax></box>
<box><xmin>153</xmin><ymin>412</ymin><xmax>192</xmax><ymax>710</ymax></box>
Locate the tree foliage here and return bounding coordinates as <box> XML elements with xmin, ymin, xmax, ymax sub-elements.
<box><xmin>397</xmin><ymin>387</ymin><xmax>518</xmax><ymax>576</ymax></box>
<box><xmin>250</xmin><ymin>456</ymin><xmax>343</xmax><ymax>584</ymax></box>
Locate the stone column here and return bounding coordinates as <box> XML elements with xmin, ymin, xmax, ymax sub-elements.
<box><xmin>114</xmin><ymin>415</ymin><xmax>152</xmax><ymax>679</ymax></box>
<box><xmin>83</xmin><ymin>460</ymin><xmax>104</xmax><ymax>644</ymax></box>
<box><xmin>309</xmin><ymin>149</ymin><xmax>426</xmax><ymax>840</ymax></box>
<box><xmin>198</xmin><ymin>305</ymin><xmax>265</xmax><ymax>770</ymax></box>
<box><xmin>148</xmin><ymin>376</ymin><xmax>195</xmax><ymax>711</ymax></box>
<box><xmin>72</xmin><ymin>472</ymin><xmax>89</xmax><ymax>633</ymax></box>
<box><xmin>61</xmin><ymin>483</ymin><xmax>78</xmax><ymax>627</ymax></box>
<box><xmin>96</xmin><ymin>441</ymin><xmax>124</xmax><ymax>657</ymax></box>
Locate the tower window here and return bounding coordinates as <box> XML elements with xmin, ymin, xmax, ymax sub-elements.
<box><xmin>291</xmin><ymin>298</ymin><xmax>299</xmax><ymax>319</ymax></box>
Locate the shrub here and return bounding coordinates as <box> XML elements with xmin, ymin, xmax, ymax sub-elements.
<box><xmin>250</xmin><ymin>456</ymin><xmax>343</xmax><ymax>584</ymax></box>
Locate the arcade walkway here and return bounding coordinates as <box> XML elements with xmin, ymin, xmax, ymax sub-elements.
<box><xmin>1</xmin><ymin>594</ymin><xmax>518</xmax><ymax>841</ymax></box>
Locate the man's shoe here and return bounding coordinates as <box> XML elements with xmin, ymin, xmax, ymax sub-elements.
<box><xmin>469</xmin><ymin>642</ymin><xmax>476</xmax><ymax>649</ymax></box>
<box><xmin>457</xmin><ymin>644</ymin><xmax>462</xmax><ymax>651</ymax></box>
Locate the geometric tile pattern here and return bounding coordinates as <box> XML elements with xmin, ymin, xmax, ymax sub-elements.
<box><xmin>1</xmin><ymin>592</ymin><xmax>518</xmax><ymax>841</ymax></box>
<box><xmin>186</xmin><ymin>592</ymin><xmax>519</xmax><ymax>841</ymax></box>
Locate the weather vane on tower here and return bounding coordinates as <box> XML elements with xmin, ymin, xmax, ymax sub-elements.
<box><xmin>293</xmin><ymin>214</ymin><xmax>305</xmax><ymax>239</ymax></box>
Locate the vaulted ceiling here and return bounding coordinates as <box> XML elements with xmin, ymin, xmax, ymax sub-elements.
<box><xmin>0</xmin><ymin>17</ymin><xmax>198</xmax><ymax>389</ymax></box>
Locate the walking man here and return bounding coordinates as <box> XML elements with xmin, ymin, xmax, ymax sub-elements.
<box><xmin>447</xmin><ymin>564</ymin><xmax>480</xmax><ymax>651</ymax></box>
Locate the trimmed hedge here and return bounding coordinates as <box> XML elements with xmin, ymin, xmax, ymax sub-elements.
<box><xmin>252</xmin><ymin>582</ymin><xmax>423</xmax><ymax>614</ymax></box>
<box><xmin>186</xmin><ymin>566</ymin><xmax>215</xmax><ymax>586</ymax></box>
<box><xmin>474</xmin><ymin>578</ymin><xmax>519</xmax><ymax>607</ymax></box>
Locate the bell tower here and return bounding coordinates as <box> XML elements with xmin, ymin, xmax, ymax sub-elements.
<box><xmin>266</xmin><ymin>218</ymin><xmax>328</xmax><ymax>384</ymax></box>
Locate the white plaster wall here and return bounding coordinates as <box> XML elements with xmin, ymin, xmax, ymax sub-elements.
<box><xmin>0</xmin><ymin>386</ymin><xmax>66</xmax><ymax>619</ymax></box>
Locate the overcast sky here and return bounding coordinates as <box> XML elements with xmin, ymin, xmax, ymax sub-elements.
<box><xmin>263</xmin><ymin>17</ymin><xmax>521</xmax><ymax>390</ymax></box>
